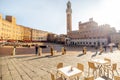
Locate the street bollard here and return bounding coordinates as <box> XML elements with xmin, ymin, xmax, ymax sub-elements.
<box><xmin>12</xmin><ymin>47</ymin><xmax>16</xmax><ymax>56</ymax></box>
<box><xmin>62</xmin><ymin>47</ymin><xmax>64</xmax><ymax>55</ymax></box>
<box><xmin>83</xmin><ymin>47</ymin><xmax>87</xmax><ymax>54</ymax></box>
<box><xmin>62</xmin><ymin>47</ymin><xmax>66</xmax><ymax>55</ymax></box>
<box><xmin>12</xmin><ymin>44</ymin><xmax>16</xmax><ymax>56</ymax></box>
<box><xmin>38</xmin><ymin>48</ymin><xmax>42</xmax><ymax>56</ymax></box>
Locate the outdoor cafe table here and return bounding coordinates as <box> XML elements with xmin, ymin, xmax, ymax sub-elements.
<box><xmin>91</xmin><ymin>58</ymin><xmax>109</xmax><ymax>77</ymax></box>
<box><xmin>95</xmin><ymin>77</ymin><xmax>105</xmax><ymax>80</ymax></box>
<box><xmin>58</xmin><ymin>66</ymin><xmax>82</xmax><ymax>80</ymax></box>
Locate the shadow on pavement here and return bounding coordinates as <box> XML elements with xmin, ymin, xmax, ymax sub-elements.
<box><xmin>91</xmin><ymin>52</ymin><xmax>97</xmax><ymax>58</ymax></box>
<box><xmin>13</xmin><ymin>55</ymin><xmax>35</xmax><ymax>59</ymax></box>
<box><xmin>25</xmin><ymin>56</ymin><xmax>49</xmax><ymax>61</ymax></box>
<box><xmin>101</xmin><ymin>76</ymin><xmax>112</xmax><ymax>80</ymax></box>
<box><xmin>47</xmin><ymin>55</ymin><xmax>62</xmax><ymax>58</ymax></box>
<box><xmin>77</xmin><ymin>53</ymin><xmax>85</xmax><ymax>57</ymax></box>
<box><xmin>24</xmin><ymin>54</ymin><xmax>62</xmax><ymax>61</ymax></box>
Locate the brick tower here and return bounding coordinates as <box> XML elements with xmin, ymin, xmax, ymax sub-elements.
<box><xmin>66</xmin><ymin>0</ymin><xmax>72</xmax><ymax>34</ymax></box>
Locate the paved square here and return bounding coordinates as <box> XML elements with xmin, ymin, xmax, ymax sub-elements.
<box><xmin>0</xmin><ymin>46</ymin><xmax>120</xmax><ymax>80</ymax></box>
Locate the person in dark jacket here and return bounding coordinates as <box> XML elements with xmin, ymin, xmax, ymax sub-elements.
<box><xmin>35</xmin><ymin>44</ymin><xmax>39</xmax><ymax>55</ymax></box>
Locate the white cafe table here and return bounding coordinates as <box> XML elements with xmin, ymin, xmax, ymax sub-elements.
<box><xmin>91</xmin><ymin>59</ymin><xmax>109</xmax><ymax>64</ymax></box>
<box><xmin>58</xmin><ymin>66</ymin><xmax>82</xmax><ymax>80</ymax></box>
<box><xmin>95</xmin><ymin>77</ymin><xmax>105</xmax><ymax>80</ymax></box>
<box><xmin>91</xmin><ymin>58</ymin><xmax>109</xmax><ymax>76</ymax></box>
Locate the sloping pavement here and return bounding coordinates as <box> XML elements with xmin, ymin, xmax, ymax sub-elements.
<box><xmin>0</xmin><ymin>49</ymin><xmax>120</xmax><ymax>80</ymax></box>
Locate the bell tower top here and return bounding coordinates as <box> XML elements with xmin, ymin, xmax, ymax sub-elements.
<box><xmin>67</xmin><ymin>1</ymin><xmax>71</xmax><ymax>8</ymax></box>
<box><xmin>66</xmin><ymin>0</ymin><xmax>72</xmax><ymax>14</ymax></box>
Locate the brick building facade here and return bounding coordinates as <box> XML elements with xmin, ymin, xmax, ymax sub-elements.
<box><xmin>66</xmin><ymin>1</ymin><xmax>118</xmax><ymax>46</ymax></box>
<box><xmin>0</xmin><ymin>14</ymin><xmax>49</xmax><ymax>42</ymax></box>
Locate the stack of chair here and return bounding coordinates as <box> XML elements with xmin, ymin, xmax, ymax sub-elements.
<box><xmin>50</xmin><ymin>73</ymin><xmax>63</xmax><ymax>80</ymax></box>
<box><xmin>88</xmin><ymin>62</ymin><xmax>98</xmax><ymax>77</ymax></box>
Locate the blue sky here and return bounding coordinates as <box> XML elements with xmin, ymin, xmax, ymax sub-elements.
<box><xmin>0</xmin><ymin>0</ymin><xmax>120</xmax><ymax>34</ymax></box>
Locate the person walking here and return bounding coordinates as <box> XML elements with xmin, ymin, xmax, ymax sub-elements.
<box><xmin>35</xmin><ymin>44</ymin><xmax>39</xmax><ymax>55</ymax></box>
<box><xmin>95</xmin><ymin>46</ymin><xmax>98</xmax><ymax>54</ymax></box>
<box><xmin>99</xmin><ymin>46</ymin><xmax>104</xmax><ymax>55</ymax></box>
<box><xmin>104</xmin><ymin>45</ymin><xmax>107</xmax><ymax>52</ymax></box>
